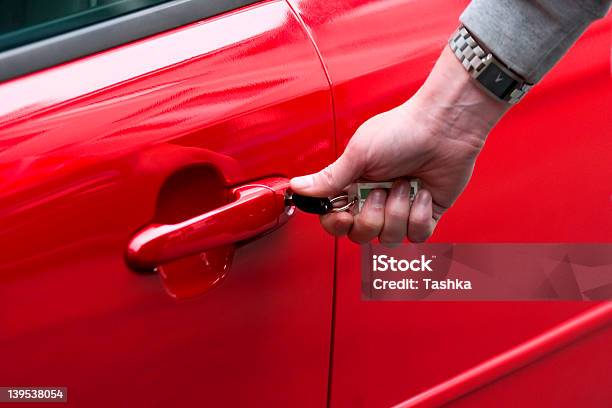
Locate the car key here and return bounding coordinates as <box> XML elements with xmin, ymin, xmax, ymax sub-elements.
<box><xmin>286</xmin><ymin>192</ymin><xmax>354</xmax><ymax>215</ymax></box>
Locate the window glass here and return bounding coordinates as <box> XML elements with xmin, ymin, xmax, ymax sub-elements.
<box><xmin>0</xmin><ymin>0</ymin><xmax>171</xmax><ymax>52</ymax></box>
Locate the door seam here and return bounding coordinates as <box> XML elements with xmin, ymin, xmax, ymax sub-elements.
<box><xmin>284</xmin><ymin>2</ymin><xmax>339</xmax><ymax>407</ymax></box>
<box><xmin>284</xmin><ymin>0</ymin><xmax>338</xmax><ymax>159</ymax></box>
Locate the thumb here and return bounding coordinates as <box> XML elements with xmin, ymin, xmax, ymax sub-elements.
<box><xmin>290</xmin><ymin>149</ymin><xmax>363</xmax><ymax>197</ymax></box>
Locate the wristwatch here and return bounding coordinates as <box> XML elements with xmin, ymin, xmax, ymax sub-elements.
<box><xmin>449</xmin><ymin>25</ymin><xmax>532</xmax><ymax>104</ymax></box>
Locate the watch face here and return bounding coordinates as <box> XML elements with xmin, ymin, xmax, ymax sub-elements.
<box><xmin>476</xmin><ymin>63</ymin><xmax>518</xmax><ymax>99</ymax></box>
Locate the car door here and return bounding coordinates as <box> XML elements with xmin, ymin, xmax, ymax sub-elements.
<box><xmin>0</xmin><ymin>1</ymin><xmax>335</xmax><ymax>406</ymax></box>
<box><xmin>289</xmin><ymin>0</ymin><xmax>612</xmax><ymax>407</ymax></box>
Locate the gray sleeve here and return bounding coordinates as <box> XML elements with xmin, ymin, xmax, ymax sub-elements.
<box><xmin>460</xmin><ymin>0</ymin><xmax>611</xmax><ymax>83</ymax></box>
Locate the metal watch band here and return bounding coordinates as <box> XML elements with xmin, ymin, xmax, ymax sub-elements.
<box><xmin>449</xmin><ymin>26</ymin><xmax>532</xmax><ymax>104</ymax></box>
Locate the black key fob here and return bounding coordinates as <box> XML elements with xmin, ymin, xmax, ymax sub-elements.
<box><xmin>289</xmin><ymin>192</ymin><xmax>333</xmax><ymax>215</ymax></box>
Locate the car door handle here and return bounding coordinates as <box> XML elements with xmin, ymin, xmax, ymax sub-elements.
<box><xmin>126</xmin><ymin>177</ymin><xmax>291</xmax><ymax>270</ymax></box>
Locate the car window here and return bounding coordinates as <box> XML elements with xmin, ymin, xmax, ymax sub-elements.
<box><xmin>0</xmin><ymin>0</ymin><xmax>171</xmax><ymax>52</ymax></box>
<box><xmin>0</xmin><ymin>0</ymin><xmax>259</xmax><ymax>82</ymax></box>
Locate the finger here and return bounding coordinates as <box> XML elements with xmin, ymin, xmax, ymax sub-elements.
<box><xmin>379</xmin><ymin>180</ymin><xmax>411</xmax><ymax>246</ymax></box>
<box><xmin>349</xmin><ymin>189</ymin><xmax>387</xmax><ymax>244</ymax></box>
<box><xmin>320</xmin><ymin>212</ymin><xmax>354</xmax><ymax>236</ymax></box>
<box><xmin>407</xmin><ymin>189</ymin><xmax>436</xmax><ymax>243</ymax></box>
<box><xmin>290</xmin><ymin>147</ymin><xmax>363</xmax><ymax>197</ymax></box>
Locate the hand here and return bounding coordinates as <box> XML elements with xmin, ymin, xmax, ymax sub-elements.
<box><xmin>290</xmin><ymin>47</ymin><xmax>508</xmax><ymax>245</ymax></box>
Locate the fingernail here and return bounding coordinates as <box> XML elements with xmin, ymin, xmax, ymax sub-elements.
<box><xmin>290</xmin><ymin>175</ymin><xmax>313</xmax><ymax>190</ymax></box>
<box><xmin>371</xmin><ymin>189</ymin><xmax>386</xmax><ymax>209</ymax></box>
<box><xmin>417</xmin><ymin>190</ymin><xmax>431</xmax><ymax>206</ymax></box>
<box><xmin>394</xmin><ymin>180</ymin><xmax>410</xmax><ymax>197</ymax></box>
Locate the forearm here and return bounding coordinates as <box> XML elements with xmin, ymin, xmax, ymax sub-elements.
<box><xmin>408</xmin><ymin>46</ymin><xmax>508</xmax><ymax>151</ymax></box>
<box><xmin>405</xmin><ymin>0</ymin><xmax>611</xmax><ymax>152</ymax></box>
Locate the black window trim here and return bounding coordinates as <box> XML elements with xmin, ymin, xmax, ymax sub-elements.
<box><xmin>0</xmin><ymin>0</ymin><xmax>259</xmax><ymax>83</ymax></box>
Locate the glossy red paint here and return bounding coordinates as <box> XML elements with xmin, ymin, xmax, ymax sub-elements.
<box><xmin>446</xmin><ymin>323</ymin><xmax>612</xmax><ymax>408</ymax></box>
<box><xmin>0</xmin><ymin>1</ymin><xmax>336</xmax><ymax>406</ymax></box>
<box><xmin>291</xmin><ymin>1</ymin><xmax>612</xmax><ymax>407</ymax></box>
<box><xmin>1</xmin><ymin>0</ymin><xmax>610</xmax><ymax>406</ymax></box>
<box><xmin>393</xmin><ymin>303</ymin><xmax>612</xmax><ymax>408</ymax></box>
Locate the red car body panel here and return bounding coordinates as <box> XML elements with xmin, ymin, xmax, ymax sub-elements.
<box><xmin>0</xmin><ymin>0</ymin><xmax>610</xmax><ymax>407</ymax></box>
<box><xmin>0</xmin><ymin>1</ymin><xmax>335</xmax><ymax>406</ymax></box>
<box><xmin>290</xmin><ymin>0</ymin><xmax>612</xmax><ymax>407</ymax></box>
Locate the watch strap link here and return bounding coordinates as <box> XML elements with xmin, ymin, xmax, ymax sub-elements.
<box><xmin>449</xmin><ymin>26</ymin><xmax>531</xmax><ymax>104</ymax></box>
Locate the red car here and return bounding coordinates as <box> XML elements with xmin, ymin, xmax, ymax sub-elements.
<box><xmin>0</xmin><ymin>0</ymin><xmax>610</xmax><ymax>406</ymax></box>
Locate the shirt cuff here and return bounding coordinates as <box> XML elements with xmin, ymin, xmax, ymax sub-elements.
<box><xmin>460</xmin><ymin>0</ymin><xmax>611</xmax><ymax>84</ymax></box>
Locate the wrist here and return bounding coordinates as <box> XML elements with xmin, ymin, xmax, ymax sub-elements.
<box><xmin>409</xmin><ymin>46</ymin><xmax>509</xmax><ymax>148</ymax></box>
